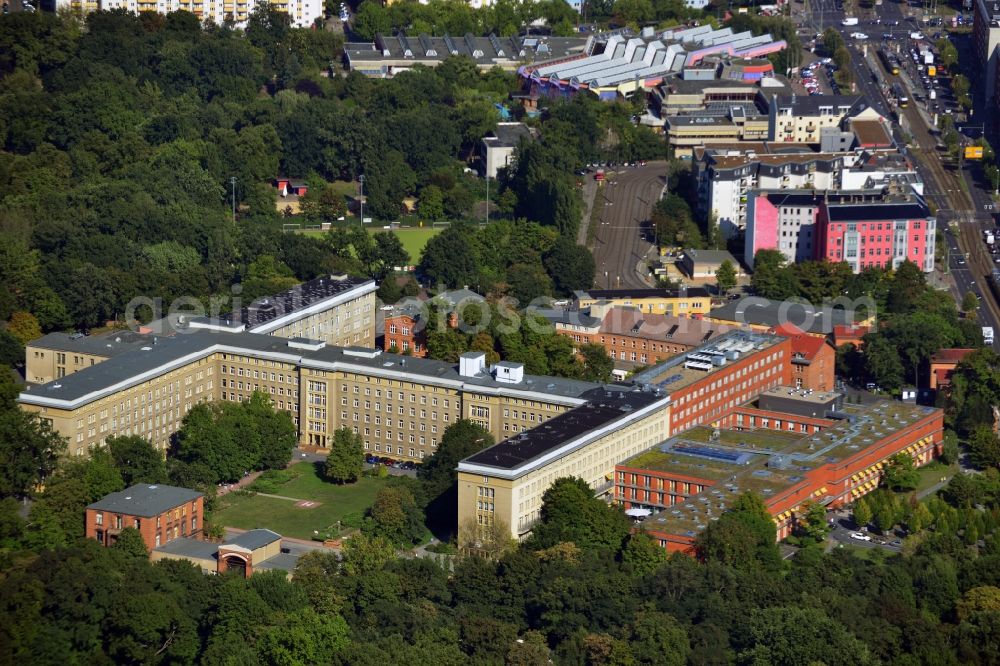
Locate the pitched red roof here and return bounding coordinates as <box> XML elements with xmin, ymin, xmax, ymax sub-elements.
<box><xmin>930</xmin><ymin>348</ymin><xmax>975</xmax><ymax>365</ymax></box>
<box><xmin>773</xmin><ymin>322</ymin><xmax>828</xmax><ymax>361</ymax></box>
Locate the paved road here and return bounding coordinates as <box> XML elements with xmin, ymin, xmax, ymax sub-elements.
<box><xmin>800</xmin><ymin>0</ymin><xmax>1000</xmax><ymax>344</ymax></box>
<box><xmin>589</xmin><ymin>162</ymin><xmax>666</xmax><ymax>290</ymax></box>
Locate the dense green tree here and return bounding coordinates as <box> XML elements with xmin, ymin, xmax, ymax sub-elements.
<box><xmin>543</xmin><ymin>238</ymin><xmax>595</xmax><ymax>296</ymax></box>
<box><xmin>969</xmin><ymin>426</ymin><xmax>1000</xmax><ymax>470</ymax></box>
<box><xmin>529</xmin><ymin>477</ymin><xmax>631</xmax><ymax>551</ymax></box>
<box><xmin>621</xmin><ymin>532</ymin><xmax>668</xmax><ymax>575</ymax></box>
<box><xmin>112</xmin><ymin>526</ymin><xmax>148</xmax><ymax>557</ymax></box>
<box><xmin>419</xmin><ymin>419</ymin><xmax>493</xmax><ymax>502</ymax></box>
<box><xmin>579</xmin><ymin>342</ymin><xmax>613</xmax><ymax>383</ymax></box>
<box><xmin>341</xmin><ymin>532</ymin><xmax>396</xmax><ymax>577</ymax></box>
<box><xmin>171</xmin><ymin>392</ymin><xmax>295</xmax><ymax>483</ymax></box>
<box><xmin>365</xmin><ymin>485</ymin><xmax>425</xmax><ymax>547</ymax></box>
<box><xmin>419</xmin><ymin>222</ymin><xmax>480</xmax><ymax>289</ymax></box>
<box><xmin>883</xmin><ymin>453</ymin><xmax>920</xmax><ymax>491</ymax></box>
<box><xmin>0</xmin><ymin>329</ymin><xmax>23</xmax><ymax>367</ymax></box>
<box><xmin>742</xmin><ymin>606</ymin><xmax>874</xmax><ymax>665</ymax></box>
<box><xmin>106</xmin><ymin>435</ymin><xmax>167</xmax><ymax>486</ymax></box>
<box><xmin>0</xmin><ymin>407</ymin><xmax>66</xmax><ymax>498</ymax></box>
<box><xmin>696</xmin><ymin>492</ymin><xmax>780</xmax><ymax>570</ymax></box>
<box><xmin>323</xmin><ymin>427</ymin><xmax>364</xmax><ymax>484</ymax></box>
<box><xmin>853</xmin><ymin>496</ymin><xmax>873</xmax><ymax>530</ymax></box>
<box><xmin>715</xmin><ymin>259</ymin><xmax>737</xmax><ymax>296</ymax></box>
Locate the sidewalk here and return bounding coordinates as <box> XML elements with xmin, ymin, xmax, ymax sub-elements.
<box><xmin>577</xmin><ymin>175</ymin><xmax>598</xmax><ymax>246</ymax></box>
<box><xmin>216</xmin><ymin>471</ymin><xmax>262</xmax><ymax>497</ymax></box>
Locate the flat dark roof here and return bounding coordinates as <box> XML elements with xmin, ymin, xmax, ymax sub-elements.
<box><xmin>708</xmin><ymin>298</ymin><xmax>856</xmax><ymax>334</ymax></box>
<box><xmin>87</xmin><ymin>484</ymin><xmax>202</xmax><ymax>518</ymax></box>
<box><xmin>20</xmin><ymin>330</ymin><xmax>597</xmax><ymax>407</ymax></box>
<box><xmin>27</xmin><ymin>330</ymin><xmax>156</xmax><ymax>358</ymax></box>
<box><xmin>462</xmin><ymin>387</ymin><xmax>665</xmax><ymax>471</ymax></box>
<box><xmin>241</xmin><ymin>275</ymin><xmax>374</xmax><ymax>330</ymax></box>
<box><xmin>825</xmin><ymin>202</ymin><xmax>929</xmax><ymax>222</ymax></box>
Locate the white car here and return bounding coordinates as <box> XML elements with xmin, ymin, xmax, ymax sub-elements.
<box><xmin>851</xmin><ymin>32</ymin><xmax>869</xmax><ymax>40</ymax></box>
<box><xmin>850</xmin><ymin>532</ymin><xmax>872</xmax><ymax>541</ymax></box>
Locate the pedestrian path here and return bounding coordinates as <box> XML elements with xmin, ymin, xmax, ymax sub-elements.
<box><xmin>253</xmin><ymin>492</ymin><xmax>306</xmax><ymax>502</ymax></box>
<box><xmin>216</xmin><ymin>471</ymin><xmax>262</xmax><ymax>496</ymax></box>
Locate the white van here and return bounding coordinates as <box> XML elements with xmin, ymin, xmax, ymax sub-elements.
<box><xmin>842</xmin><ymin>17</ymin><xmax>859</xmax><ymax>26</ymax></box>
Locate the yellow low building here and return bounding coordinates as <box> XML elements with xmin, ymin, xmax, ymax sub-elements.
<box><xmin>573</xmin><ymin>287</ymin><xmax>712</xmax><ymax>317</ymax></box>
<box><xmin>456</xmin><ymin>387</ymin><xmax>671</xmax><ymax>540</ymax></box>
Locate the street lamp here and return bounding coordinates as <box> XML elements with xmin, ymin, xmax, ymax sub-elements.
<box><xmin>358</xmin><ymin>174</ymin><xmax>365</xmax><ymax>228</ymax></box>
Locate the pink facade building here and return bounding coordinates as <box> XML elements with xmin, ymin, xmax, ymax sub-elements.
<box><xmin>745</xmin><ymin>189</ymin><xmax>935</xmax><ymax>273</ymax></box>
<box><xmin>817</xmin><ymin>199</ymin><xmax>935</xmax><ymax>273</ymax></box>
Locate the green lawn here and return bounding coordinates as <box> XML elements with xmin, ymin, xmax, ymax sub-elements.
<box><xmin>376</xmin><ymin>227</ymin><xmax>441</xmax><ymax>264</ymax></box>
<box><xmin>294</xmin><ymin>226</ymin><xmax>440</xmax><ymax>264</ymax></box>
<box><xmin>212</xmin><ymin>462</ymin><xmax>388</xmax><ymax>540</ymax></box>
<box><xmin>916</xmin><ymin>460</ymin><xmax>958</xmax><ymax>495</ymax></box>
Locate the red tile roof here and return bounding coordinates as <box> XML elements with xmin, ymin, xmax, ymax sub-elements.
<box><xmin>930</xmin><ymin>348</ymin><xmax>975</xmax><ymax>365</ymax></box>
<box><xmin>773</xmin><ymin>322</ymin><xmax>828</xmax><ymax>361</ymax></box>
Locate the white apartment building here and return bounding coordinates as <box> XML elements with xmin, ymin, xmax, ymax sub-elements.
<box><xmin>56</xmin><ymin>0</ymin><xmax>321</xmax><ymax>28</ymax></box>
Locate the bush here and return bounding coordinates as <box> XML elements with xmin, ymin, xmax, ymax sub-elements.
<box><xmin>340</xmin><ymin>512</ymin><xmax>365</xmax><ymax>530</ymax></box>
<box><xmin>249</xmin><ymin>468</ymin><xmax>300</xmax><ymax>494</ymax></box>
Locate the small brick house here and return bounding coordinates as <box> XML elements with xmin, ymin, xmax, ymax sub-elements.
<box><xmin>86</xmin><ymin>484</ymin><xmax>204</xmax><ymax>552</ymax></box>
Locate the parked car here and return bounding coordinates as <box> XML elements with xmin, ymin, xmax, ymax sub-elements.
<box><xmin>850</xmin><ymin>532</ymin><xmax>872</xmax><ymax>541</ymax></box>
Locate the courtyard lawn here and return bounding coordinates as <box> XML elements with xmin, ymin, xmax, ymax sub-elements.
<box><xmin>212</xmin><ymin>462</ymin><xmax>387</xmax><ymax>540</ymax></box>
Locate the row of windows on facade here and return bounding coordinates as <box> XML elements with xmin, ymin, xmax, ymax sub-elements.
<box><xmin>834</xmin><ymin>247</ymin><xmax>926</xmax><ymax>260</ymax></box>
<box><xmin>835</xmin><ymin>234</ymin><xmax>926</xmax><ymax>245</ymax></box>
<box><xmin>510</xmin><ymin>422</ymin><xmax>660</xmax><ymax>499</ymax></box>
<box><xmin>76</xmin><ymin>390</ymin><xmax>213</xmax><ymax>443</ymax></box>
<box><xmin>619</xmin><ymin>488</ymin><xmax>705</xmax><ymax>506</ymax></box>
<box><xmin>332</xmin><ymin>412</ymin><xmax>448</xmax><ymax>429</ymax></box>
<box><xmin>387</xmin><ymin>324</ymin><xmax>413</xmax><ymax>335</ymax></box>
<box><xmin>673</xmin><ymin>352</ymin><xmax>781</xmax><ymax>407</ymax></box>
<box><xmin>386</xmin><ymin>339</ymin><xmax>420</xmax><ymax>352</ymax></box>
<box><xmin>221</xmin><ymin>365</ymin><xmax>298</xmax><ymax>383</ymax></box>
<box><xmin>619</xmin><ymin>472</ymin><xmax>706</xmax><ymax>492</ymax></box>
<box><xmin>363</xmin><ymin>442</ymin><xmax>429</xmax><ymax>458</ymax></box>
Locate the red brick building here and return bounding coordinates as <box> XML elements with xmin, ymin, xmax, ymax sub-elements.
<box><xmin>382</xmin><ymin>290</ymin><xmax>485</xmax><ymax>357</ymax></box>
<box><xmin>86</xmin><ymin>484</ymin><xmax>204</xmax><ymax>552</ymax></box>
<box><xmin>832</xmin><ymin>324</ymin><xmax>869</xmax><ymax>348</ymax></box>
<box><xmin>774</xmin><ymin>323</ymin><xmax>835</xmax><ymax>391</ymax></box>
<box><xmin>544</xmin><ymin>306</ymin><xmax>736</xmax><ymax>367</ymax></box>
<box><xmin>631</xmin><ymin>331</ymin><xmax>794</xmax><ymax>435</ymax></box>
<box><xmin>384</xmin><ymin>309</ymin><xmax>427</xmax><ymax>356</ymax></box>
<box><xmin>616</xmin><ymin>400</ymin><xmax>944</xmax><ymax>553</ymax></box>
<box><xmin>929</xmin><ymin>348</ymin><xmax>975</xmax><ymax>391</ymax></box>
